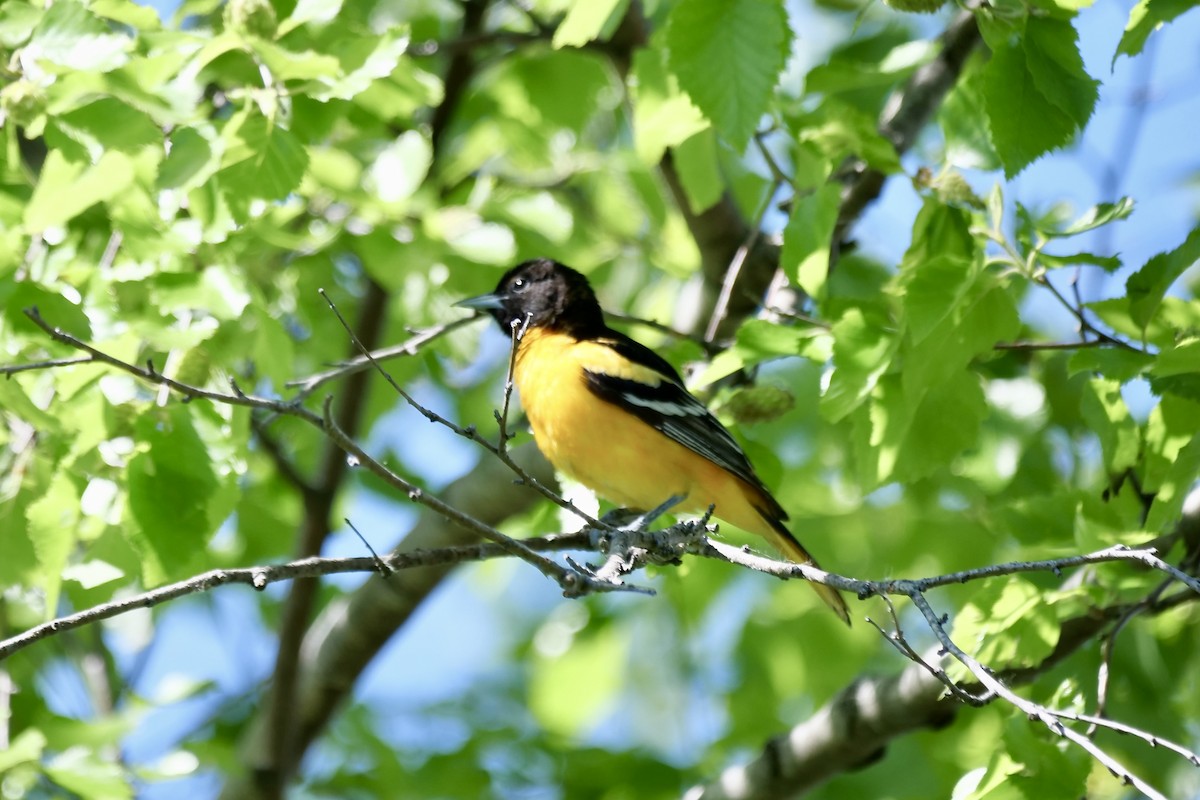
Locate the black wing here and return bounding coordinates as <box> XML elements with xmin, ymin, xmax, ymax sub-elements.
<box><xmin>583</xmin><ymin>334</ymin><xmax>780</xmax><ymax>512</ymax></box>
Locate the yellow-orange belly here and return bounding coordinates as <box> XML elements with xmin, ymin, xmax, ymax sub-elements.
<box><xmin>512</xmin><ymin>328</ymin><xmax>770</xmax><ymax>535</ymax></box>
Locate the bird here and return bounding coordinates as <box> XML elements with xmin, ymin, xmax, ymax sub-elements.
<box><xmin>457</xmin><ymin>258</ymin><xmax>850</xmax><ymax>624</ymax></box>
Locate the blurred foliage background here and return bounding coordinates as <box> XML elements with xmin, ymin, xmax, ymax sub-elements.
<box><xmin>0</xmin><ymin>0</ymin><xmax>1198</xmax><ymax>798</ymax></box>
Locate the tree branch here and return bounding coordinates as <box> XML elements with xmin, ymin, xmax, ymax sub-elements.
<box><xmin>831</xmin><ymin>10</ymin><xmax>982</xmax><ymax>262</ymax></box>
<box><xmin>0</xmin><ymin>532</ymin><xmax>601</xmax><ymax>662</ymax></box>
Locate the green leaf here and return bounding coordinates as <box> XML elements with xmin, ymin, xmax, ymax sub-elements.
<box><xmin>57</xmin><ymin>96</ymin><xmax>163</xmax><ymax>154</ymax></box>
<box><xmin>1080</xmin><ymin>378</ymin><xmax>1140</xmax><ymax>474</ymax></box>
<box><xmin>553</xmin><ymin>0</ymin><xmax>629</xmax><ymax>48</ymax></box>
<box><xmin>45</xmin><ymin>747</ymin><xmax>134</xmax><ymax>800</ymax></box>
<box><xmin>529</xmin><ymin>623</ymin><xmax>629</xmax><ymax>737</ymax></box>
<box><xmin>820</xmin><ymin>309</ymin><xmax>895</xmax><ymax>423</ymax></box>
<box><xmin>26</xmin><ymin>471</ymin><xmax>80</xmax><ymax>615</ymax></box>
<box><xmin>126</xmin><ymin>407</ymin><xmax>219</xmax><ymax>584</ymax></box>
<box><xmin>90</xmin><ymin>0</ymin><xmax>161</xmax><ymax>29</ymax></box>
<box><xmin>1066</xmin><ymin>347</ymin><xmax>1154</xmax><ymax>381</ymax></box>
<box><xmin>630</xmin><ymin>43</ymin><xmax>709</xmax><ymax>164</ymax></box>
<box><xmin>1144</xmin><ymin>394</ymin><xmax>1200</xmax><ymax>531</ymax></box>
<box><xmin>793</xmin><ymin>99</ymin><xmax>902</xmax><ymax>173</ymax></box>
<box><xmin>278</xmin><ymin>0</ymin><xmax>344</xmax><ymax>37</ymax></box>
<box><xmin>500</xmin><ymin>192</ymin><xmax>574</xmax><ymax>244</ymax></box>
<box><xmin>219</xmin><ymin>115</ymin><xmax>309</xmax><ymax>206</ymax></box>
<box><xmin>1116</xmin><ymin>0</ymin><xmax>1198</xmax><ymax>60</ymax></box>
<box><xmin>307</xmin><ymin>29</ymin><xmax>410</xmax><ymax>101</ymax></box>
<box><xmin>666</xmin><ymin>0</ymin><xmax>789</xmax><ymax>148</ymax></box>
<box><xmin>28</xmin><ymin>0</ymin><xmax>131</xmax><ymax>72</ymax></box>
<box><xmin>903</xmin><ymin>198</ymin><xmax>975</xmax><ymax>265</ymax></box>
<box><xmin>0</xmin><ymin>729</ymin><xmax>47</xmax><ymax>772</ymax></box>
<box><xmin>1086</xmin><ymin>297</ymin><xmax>1175</xmax><ymax>346</ymax></box>
<box><xmin>671</xmin><ymin>128</ymin><xmax>723</xmax><ymax>214</ymax></box>
<box><xmin>896</xmin><ymin>200</ymin><xmax>990</xmax><ymax>346</ymax></box>
<box><xmin>1050</xmin><ymin>197</ymin><xmax>1134</xmax><ymax>237</ymax></box>
<box><xmin>804</xmin><ymin>39</ymin><xmax>933</xmax><ymax>94</ymax></box>
<box><xmin>698</xmin><ymin>319</ymin><xmax>830</xmax><ymax>384</ymax></box>
<box><xmin>953</xmin><ymin>578</ymin><xmax>1058</xmax><ymax>668</ymax></box>
<box><xmin>157</xmin><ymin>126</ymin><xmax>219</xmax><ymax>191</ymax></box>
<box><xmin>62</xmin><ymin>559</ymin><xmax>125</xmax><ymax>590</ymax></box>
<box><xmin>24</xmin><ymin>149</ymin><xmax>136</xmax><ymax>231</ymax></box>
<box><xmin>940</xmin><ymin>69</ymin><xmax>1000</xmax><ymax>171</ymax></box>
<box><xmin>424</xmin><ymin>208</ymin><xmax>515</xmax><ymax>265</ymax></box>
<box><xmin>1147</xmin><ymin>432</ymin><xmax>1200</xmax><ymax>533</ymax></box>
<box><xmin>1125</xmin><ymin>224</ymin><xmax>1200</xmax><ymax>330</ymax></box>
<box><xmin>997</xmin><ymin>493</ymin><xmax>1079</xmax><ymax>545</ymax></box>
<box><xmin>902</xmin><ymin>254</ymin><xmax>977</xmax><ymax>344</ymax></box>
<box><xmin>1148</xmin><ymin>337</ymin><xmax>1200</xmax><ymax>401</ymax></box>
<box><xmin>250</xmin><ymin>39</ymin><xmax>342</xmax><ymax>81</ymax></box>
<box><xmin>981</xmin><ymin>28</ymin><xmax>1081</xmax><ymax>177</ymax></box>
<box><xmin>781</xmin><ymin>183</ymin><xmax>841</xmax><ymax>297</ymax></box>
<box><xmin>1023</xmin><ymin>18</ymin><xmax>1099</xmax><ymax>124</ymax></box>
<box><xmin>1038</xmin><ymin>251</ymin><xmax>1122</xmax><ymax>272</ymax></box>
<box><xmin>510</xmin><ymin>50</ymin><xmax>613</xmax><ymax>133</ymax></box>
<box><xmin>6</xmin><ymin>282</ymin><xmax>93</xmax><ymax>339</ymax></box>
<box><xmin>903</xmin><ymin>273</ymin><xmax>1020</xmax><ymax>399</ymax></box>
<box><xmin>0</xmin><ymin>4</ymin><xmax>42</xmax><ymax>47</ymax></box>
<box><xmin>1150</xmin><ymin>336</ymin><xmax>1200</xmax><ymax>379</ymax></box>
<box><xmin>885</xmin><ymin>369</ymin><xmax>988</xmax><ymax>483</ymax></box>
<box><xmin>366</xmin><ymin>130</ymin><xmax>431</xmax><ymax>206</ymax></box>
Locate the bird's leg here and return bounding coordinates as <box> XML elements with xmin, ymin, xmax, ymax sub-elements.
<box><xmin>620</xmin><ymin>494</ymin><xmax>687</xmax><ymax>532</ymax></box>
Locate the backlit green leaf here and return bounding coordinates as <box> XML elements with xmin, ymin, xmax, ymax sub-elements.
<box><xmin>666</xmin><ymin>0</ymin><xmax>789</xmax><ymax>148</ymax></box>
<box><xmin>1126</xmin><ymin>224</ymin><xmax>1200</xmax><ymax>330</ymax></box>
<box><xmin>24</xmin><ymin>149</ymin><xmax>136</xmax><ymax>231</ymax></box>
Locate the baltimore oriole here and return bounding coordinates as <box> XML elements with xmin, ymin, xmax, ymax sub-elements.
<box><xmin>458</xmin><ymin>258</ymin><xmax>850</xmax><ymax>624</ymax></box>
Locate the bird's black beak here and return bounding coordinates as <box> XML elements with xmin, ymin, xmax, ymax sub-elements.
<box><xmin>454</xmin><ymin>291</ymin><xmax>507</xmax><ymax>312</ymax></box>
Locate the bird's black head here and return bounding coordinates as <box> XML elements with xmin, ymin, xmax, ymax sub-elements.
<box><xmin>457</xmin><ymin>258</ymin><xmax>606</xmax><ymax>336</ymax></box>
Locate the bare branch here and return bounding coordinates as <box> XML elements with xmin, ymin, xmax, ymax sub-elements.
<box><xmin>704</xmin><ymin>177</ymin><xmax>783</xmax><ymax>343</ymax></box>
<box><xmin>21</xmin><ymin>307</ymin><xmax>319</xmax><ymax>424</ymax></box>
<box><xmin>993</xmin><ymin>339</ymin><xmax>1121</xmax><ymax>351</ymax></box>
<box><xmin>318</xmin><ymin>293</ymin><xmax>604</xmax><ymax>529</ymax></box>
<box><xmin>0</xmin><ymin>355</ymin><xmax>94</xmax><ymax>376</ymax></box>
<box><xmin>832</xmin><ymin>10</ymin><xmax>981</xmax><ymax>261</ymax></box>
<box><xmin>319</xmin><ymin>396</ymin><xmax>640</xmax><ymax>597</ymax></box>
<box><xmin>286</xmin><ymin>315</ymin><xmax>476</xmax><ymax>398</ymax></box>
<box><xmin>697</xmin><ymin>540</ymin><xmax>1200</xmax><ymax>600</ymax></box>
<box><xmin>0</xmin><ymin>533</ymin><xmax>592</xmax><ymax>662</ymax></box>
<box><xmin>604</xmin><ymin>311</ymin><xmax>722</xmax><ymax>356</ymax></box>
<box><xmin>908</xmin><ymin>592</ymin><xmax>1170</xmax><ymax>800</ymax></box>
<box><xmin>685</xmin><ymin>659</ymin><xmax>954</xmax><ymax>800</ymax></box>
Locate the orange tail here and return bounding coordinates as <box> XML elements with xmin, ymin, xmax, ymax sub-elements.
<box><xmin>769</xmin><ymin>522</ymin><xmax>852</xmax><ymax>626</ymax></box>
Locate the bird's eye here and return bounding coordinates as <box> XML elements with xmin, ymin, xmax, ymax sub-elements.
<box><xmin>511</xmin><ymin>277</ymin><xmax>527</xmax><ymax>292</ymax></box>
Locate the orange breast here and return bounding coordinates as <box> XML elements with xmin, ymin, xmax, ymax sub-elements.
<box><xmin>512</xmin><ymin>328</ymin><xmax>775</xmax><ymax>538</ymax></box>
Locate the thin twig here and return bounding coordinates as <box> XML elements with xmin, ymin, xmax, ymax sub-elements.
<box><xmin>286</xmin><ymin>316</ymin><xmax>476</xmax><ymax>398</ymax></box>
<box><xmin>1092</xmin><ymin>573</ymin><xmax>1175</xmax><ymax>733</ymax></box>
<box><xmin>0</xmin><ymin>533</ymin><xmax>595</xmax><ymax>661</ymax></box>
<box><xmin>319</xmin><ymin>396</ymin><xmax>640</xmax><ymax>597</ymax></box>
<box><xmin>318</xmin><ymin>289</ymin><xmax>485</xmax><ymax>438</ymax></box>
<box><xmin>604</xmin><ymin>312</ymin><xmax>722</xmax><ymax>356</ymax></box>
<box><xmin>22</xmin><ymin>307</ymin><xmax>320</xmax><ymax>424</ymax></box>
<box><xmin>866</xmin><ymin>595</ymin><xmax>990</xmax><ymax>706</ymax></box>
<box><xmin>1034</xmin><ymin>274</ymin><xmax>1140</xmax><ymax>352</ymax></box>
<box><xmin>1</xmin><ymin>355</ymin><xmax>94</xmax><ymax>377</ymax></box>
<box><xmin>250</xmin><ymin>415</ymin><xmax>317</xmax><ymax>496</ymax></box>
<box><xmin>317</xmin><ymin>292</ymin><xmax>604</xmax><ymax>529</ymax></box>
<box><xmin>704</xmin><ymin>177</ymin><xmax>784</xmax><ymax>343</ymax></box>
<box><xmin>909</xmin><ymin>592</ymin><xmax>1170</xmax><ymax>800</ymax></box>
<box><xmin>344</xmin><ymin>518</ymin><xmax>391</xmax><ymax>577</ymax></box>
<box><xmin>1055</xmin><ymin>708</ymin><xmax>1200</xmax><ymax>766</ymax></box>
<box><xmin>993</xmin><ymin>339</ymin><xmax>1117</xmax><ymax>352</ymax></box>
<box><xmin>495</xmin><ymin>315</ymin><xmax>530</xmax><ymax>454</ymax></box>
